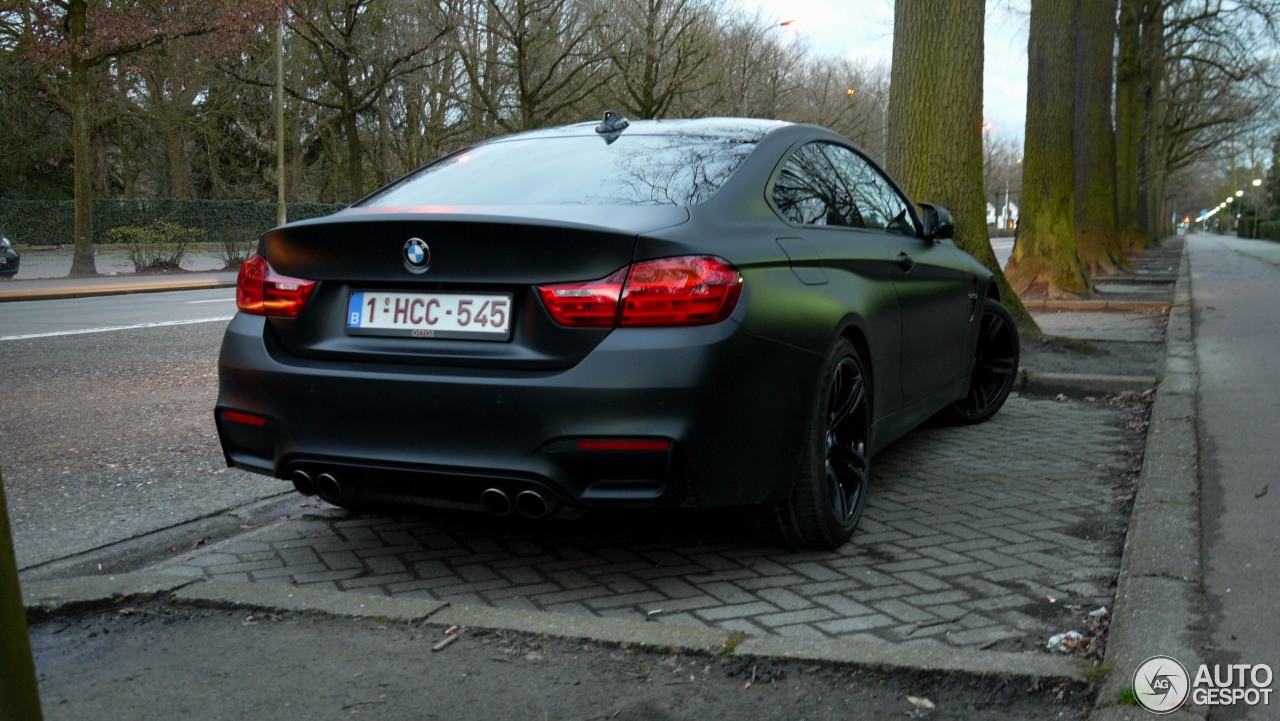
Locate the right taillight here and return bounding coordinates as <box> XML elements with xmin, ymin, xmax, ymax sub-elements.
<box><xmin>236</xmin><ymin>254</ymin><xmax>317</xmax><ymax>318</ymax></box>
<box><xmin>537</xmin><ymin>256</ymin><xmax>742</xmax><ymax>328</ymax></box>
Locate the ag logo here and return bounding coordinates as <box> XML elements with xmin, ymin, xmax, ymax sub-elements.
<box><xmin>1134</xmin><ymin>655</ymin><xmax>1191</xmax><ymax>714</ymax></box>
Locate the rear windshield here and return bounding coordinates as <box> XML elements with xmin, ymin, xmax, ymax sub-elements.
<box><xmin>358</xmin><ymin>135</ymin><xmax>756</xmax><ymax>208</ymax></box>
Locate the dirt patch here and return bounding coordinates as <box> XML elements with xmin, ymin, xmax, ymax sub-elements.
<box><xmin>31</xmin><ymin>601</ymin><xmax>1095</xmax><ymax>721</ymax></box>
<box><xmin>1020</xmin><ymin>334</ymin><xmax>1165</xmax><ymax>377</ymax></box>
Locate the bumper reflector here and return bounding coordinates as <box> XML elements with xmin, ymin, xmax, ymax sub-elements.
<box><xmin>222</xmin><ymin>410</ymin><xmax>267</xmax><ymax>427</ymax></box>
<box><xmin>575</xmin><ymin>439</ymin><xmax>672</xmax><ymax>452</ymax></box>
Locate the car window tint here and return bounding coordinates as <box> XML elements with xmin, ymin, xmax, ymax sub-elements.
<box><xmin>359</xmin><ymin>135</ymin><xmax>756</xmax><ymax>207</ymax></box>
<box><xmin>821</xmin><ymin>145</ymin><xmax>918</xmax><ymax>236</ymax></box>
<box><xmin>771</xmin><ymin>143</ymin><xmax>863</xmax><ymax>227</ymax></box>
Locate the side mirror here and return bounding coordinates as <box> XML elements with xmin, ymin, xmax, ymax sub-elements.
<box><xmin>918</xmin><ymin>202</ymin><xmax>955</xmax><ymax>241</ymax></box>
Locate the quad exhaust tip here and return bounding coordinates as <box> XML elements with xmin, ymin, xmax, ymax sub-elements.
<box><xmin>481</xmin><ymin>488</ymin><xmax>513</xmax><ymax>517</ymax></box>
<box><xmin>316</xmin><ymin>472</ymin><xmax>343</xmax><ymax>502</ymax></box>
<box><xmin>291</xmin><ymin>470</ymin><xmax>317</xmax><ymax>496</ymax></box>
<box><xmin>516</xmin><ymin>490</ymin><xmax>553</xmax><ymax>519</ymax></box>
<box><xmin>482</xmin><ymin>488</ymin><xmax>558</xmax><ymax>518</ymax></box>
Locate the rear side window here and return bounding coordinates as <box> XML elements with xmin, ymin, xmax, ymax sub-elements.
<box><xmin>772</xmin><ymin>142</ymin><xmax>918</xmax><ymax>237</ymax></box>
<box><xmin>359</xmin><ymin>135</ymin><xmax>756</xmax><ymax>208</ymax></box>
<box><xmin>821</xmin><ymin>145</ymin><xmax>918</xmax><ymax>236</ymax></box>
<box><xmin>771</xmin><ymin>143</ymin><xmax>863</xmax><ymax>227</ymax></box>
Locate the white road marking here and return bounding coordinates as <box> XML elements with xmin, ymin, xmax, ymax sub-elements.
<box><xmin>187</xmin><ymin>298</ymin><xmax>236</xmax><ymax>304</ymax></box>
<box><xmin>0</xmin><ymin>316</ymin><xmax>234</xmax><ymax>342</ymax></box>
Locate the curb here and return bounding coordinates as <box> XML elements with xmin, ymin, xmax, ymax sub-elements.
<box><xmin>17</xmin><ymin>492</ymin><xmax>298</xmax><ymax>582</ymax></box>
<box><xmin>0</xmin><ymin>276</ymin><xmax>236</xmax><ymax>303</ymax></box>
<box><xmin>1019</xmin><ymin>371</ymin><xmax>1157</xmax><ymax>397</ymax></box>
<box><xmin>1022</xmin><ymin>299</ymin><xmax>1171</xmax><ymax>313</ymax></box>
<box><xmin>1090</xmin><ymin>242</ymin><xmax>1208</xmax><ymax>719</ymax></box>
<box><xmin>22</xmin><ymin>573</ymin><xmax>1090</xmax><ymax>684</ymax></box>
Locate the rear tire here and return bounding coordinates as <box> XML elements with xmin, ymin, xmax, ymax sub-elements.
<box><xmin>944</xmin><ymin>301</ymin><xmax>1019</xmax><ymax>424</ymax></box>
<box><xmin>765</xmin><ymin>337</ymin><xmax>871</xmax><ymax>549</ymax></box>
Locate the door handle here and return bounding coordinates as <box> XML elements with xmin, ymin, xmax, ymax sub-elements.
<box><xmin>896</xmin><ymin>252</ymin><xmax>915</xmax><ymax>272</ymax></box>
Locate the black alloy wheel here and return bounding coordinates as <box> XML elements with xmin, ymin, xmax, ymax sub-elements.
<box><xmin>946</xmin><ymin>301</ymin><xmax>1019</xmax><ymax>424</ymax></box>
<box><xmin>823</xmin><ymin>354</ymin><xmax>870</xmax><ymax>526</ymax></box>
<box><xmin>768</xmin><ymin>338</ymin><xmax>871</xmax><ymax>549</ymax></box>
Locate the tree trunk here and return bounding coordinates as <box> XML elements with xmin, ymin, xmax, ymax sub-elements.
<box><xmin>1115</xmin><ymin>0</ymin><xmax>1144</xmax><ymax>252</ymax></box>
<box><xmin>342</xmin><ymin>88</ymin><xmax>363</xmax><ymax>201</ymax></box>
<box><xmin>1074</xmin><ymin>0</ymin><xmax>1126</xmax><ymax>275</ymax></box>
<box><xmin>886</xmin><ymin>0</ymin><xmax>1037</xmax><ymax>331</ymax></box>
<box><xmin>68</xmin><ymin>0</ymin><xmax>97</xmax><ymax>276</ymax></box>
<box><xmin>1134</xmin><ymin>0</ymin><xmax>1163</xmax><ymax>249</ymax></box>
<box><xmin>0</xmin><ymin>471</ymin><xmax>43</xmax><ymax>721</ymax></box>
<box><xmin>162</xmin><ymin>124</ymin><xmax>193</xmax><ymax>199</ymax></box>
<box><xmin>1004</xmin><ymin>0</ymin><xmax>1090</xmax><ymax>298</ymax></box>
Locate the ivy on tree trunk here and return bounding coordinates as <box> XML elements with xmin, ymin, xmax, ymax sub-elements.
<box><xmin>1005</xmin><ymin>0</ymin><xmax>1091</xmax><ymax>299</ymax></box>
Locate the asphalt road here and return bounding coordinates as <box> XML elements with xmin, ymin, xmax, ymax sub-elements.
<box><xmin>0</xmin><ymin>288</ymin><xmax>234</xmax><ymax>339</ymax></box>
<box><xmin>0</xmin><ymin>297</ymin><xmax>284</xmax><ymax>570</ymax></box>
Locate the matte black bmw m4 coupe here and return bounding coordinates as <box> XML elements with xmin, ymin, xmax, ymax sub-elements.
<box><xmin>216</xmin><ymin>115</ymin><xmax>1019</xmax><ymax>548</ymax></box>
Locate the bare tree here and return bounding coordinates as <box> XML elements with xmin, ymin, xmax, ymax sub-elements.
<box><xmin>983</xmin><ymin>131</ymin><xmax>1023</xmax><ymax>234</ymax></box>
<box><xmin>12</xmin><ymin>0</ymin><xmax>287</xmax><ymax>275</ymax></box>
<box><xmin>1117</xmin><ymin>0</ymin><xmax>1279</xmax><ymax>247</ymax></box>
<box><xmin>278</xmin><ymin>0</ymin><xmax>454</xmax><ymax>201</ymax></box>
<box><xmin>597</xmin><ymin>0</ymin><xmax>721</xmax><ymax>119</ymax></box>
<box><xmin>451</xmin><ymin>0</ymin><xmax>610</xmax><ymax>133</ymax></box>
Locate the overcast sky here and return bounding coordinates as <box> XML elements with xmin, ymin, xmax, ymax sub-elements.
<box><xmin>736</xmin><ymin>0</ymin><xmax>1031</xmax><ymax>141</ymax></box>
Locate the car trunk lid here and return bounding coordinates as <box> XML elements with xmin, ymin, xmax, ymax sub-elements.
<box><xmin>259</xmin><ymin>205</ymin><xmax>690</xmax><ymax>370</ymax></box>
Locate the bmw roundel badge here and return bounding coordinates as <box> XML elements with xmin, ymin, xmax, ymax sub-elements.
<box><xmin>403</xmin><ymin>237</ymin><xmax>430</xmax><ymax>272</ymax></box>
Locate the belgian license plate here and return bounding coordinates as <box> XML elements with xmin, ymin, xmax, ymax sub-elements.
<box><xmin>346</xmin><ymin>291</ymin><xmax>512</xmax><ymax>340</ymax></box>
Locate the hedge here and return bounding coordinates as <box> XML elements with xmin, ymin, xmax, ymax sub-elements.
<box><xmin>1260</xmin><ymin>220</ymin><xmax>1280</xmax><ymax>242</ymax></box>
<box><xmin>0</xmin><ymin>198</ymin><xmax>347</xmax><ymax>245</ymax></box>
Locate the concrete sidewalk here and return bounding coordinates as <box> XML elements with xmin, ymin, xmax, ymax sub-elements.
<box><xmin>0</xmin><ymin>246</ymin><xmax>236</xmax><ymax>302</ymax></box>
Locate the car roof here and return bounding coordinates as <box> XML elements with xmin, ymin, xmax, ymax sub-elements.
<box><xmin>485</xmin><ymin>117</ymin><xmax>793</xmax><ymax>145</ymax></box>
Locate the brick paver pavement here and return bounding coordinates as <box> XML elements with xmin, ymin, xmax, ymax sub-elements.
<box><xmin>151</xmin><ymin>395</ymin><xmax>1141</xmax><ymax>652</ymax></box>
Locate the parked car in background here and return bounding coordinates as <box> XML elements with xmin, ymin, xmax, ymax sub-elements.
<box><xmin>215</xmin><ymin>114</ymin><xmax>1019</xmax><ymax>549</ymax></box>
<box><xmin>0</xmin><ymin>235</ymin><xmax>19</xmax><ymax>278</ymax></box>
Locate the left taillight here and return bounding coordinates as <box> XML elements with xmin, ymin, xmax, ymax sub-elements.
<box><xmin>236</xmin><ymin>254</ymin><xmax>317</xmax><ymax>318</ymax></box>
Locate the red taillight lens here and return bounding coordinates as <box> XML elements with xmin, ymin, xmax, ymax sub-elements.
<box><xmin>236</xmin><ymin>254</ymin><xmax>317</xmax><ymax>318</ymax></box>
<box><xmin>537</xmin><ymin>256</ymin><xmax>742</xmax><ymax>328</ymax></box>
<box><xmin>619</xmin><ymin>256</ymin><xmax>742</xmax><ymax>327</ymax></box>
<box><xmin>536</xmin><ymin>268</ymin><xmax>628</xmax><ymax>327</ymax></box>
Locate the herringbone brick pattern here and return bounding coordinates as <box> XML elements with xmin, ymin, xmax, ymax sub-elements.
<box><xmin>152</xmin><ymin>396</ymin><xmax>1139</xmax><ymax>651</ymax></box>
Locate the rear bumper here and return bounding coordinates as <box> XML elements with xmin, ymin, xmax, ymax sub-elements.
<box><xmin>216</xmin><ymin>314</ymin><xmax>821</xmax><ymax>510</ymax></box>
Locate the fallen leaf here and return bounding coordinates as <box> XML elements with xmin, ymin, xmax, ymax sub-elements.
<box><xmin>907</xmin><ymin>696</ymin><xmax>936</xmax><ymax>710</ymax></box>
